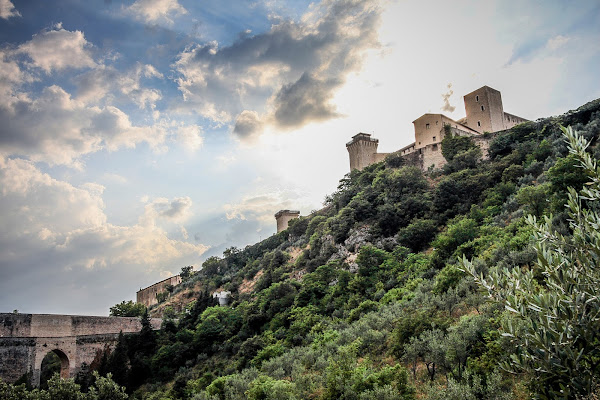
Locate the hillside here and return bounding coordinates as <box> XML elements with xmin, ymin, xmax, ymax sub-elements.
<box><xmin>6</xmin><ymin>97</ymin><xmax>600</xmax><ymax>399</ymax></box>
<box><xmin>141</xmin><ymin>98</ymin><xmax>600</xmax><ymax>399</ymax></box>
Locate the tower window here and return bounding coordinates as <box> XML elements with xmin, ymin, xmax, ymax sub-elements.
<box><xmin>481</xmin><ymin>105</ymin><xmax>485</xmax><ymax>111</ymax></box>
<box><xmin>426</xmin><ymin>123</ymin><xmax>430</xmax><ymax>129</ymax></box>
<box><xmin>476</xmin><ymin>95</ymin><xmax>479</xmax><ymax>102</ymax></box>
<box><xmin>433</xmin><ymin>136</ymin><xmax>436</xmax><ymax>142</ymax></box>
<box><xmin>477</xmin><ymin>121</ymin><xmax>481</xmax><ymax>127</ymax></box>
<box><xmin>436</xmin><ymin>121</ymin><xmax>438</xmax><ymax>125</ymax></box>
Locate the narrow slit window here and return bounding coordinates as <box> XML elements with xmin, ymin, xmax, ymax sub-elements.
<box><xmin>476</xmin><ymin>95</ymin><xmax>479</xmax><ymax>102</ymax></box>
<box><xmin>481</xmin><ymin>105</ymin><xmax>485</xmax><ymax>111</ymax></box>
<box><xmin>477</xmin><ymin>121</ymin><xmax>481</xmax><ymax>127</ymax></box>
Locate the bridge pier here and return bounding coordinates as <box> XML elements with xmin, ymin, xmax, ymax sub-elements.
<box><xmin>32</xmin><ymin>338</ymin><xmax>77</xmax><ymax>387</ymax></box>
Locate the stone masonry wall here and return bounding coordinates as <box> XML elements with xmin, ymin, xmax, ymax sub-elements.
<box><xmin>1</xmin><ymin>314</ymin><xmax>161</xmax><ymax>338</ymax></box>
<box><xmin>136</xmin><ymin>276</ymin><xmax>182</xmax><ymax>308</ymax></box>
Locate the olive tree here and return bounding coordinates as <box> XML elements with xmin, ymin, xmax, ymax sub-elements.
<box><xmin>462</xmin><ymin>126</ymin><xmax>600</xmax><ymax>399</ymax></box>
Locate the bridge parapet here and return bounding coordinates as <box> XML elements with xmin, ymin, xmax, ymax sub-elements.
<box><xmin>0</xmin><ymin>313</ymin><xmax>161</xmax><ymax>338</ymax></box>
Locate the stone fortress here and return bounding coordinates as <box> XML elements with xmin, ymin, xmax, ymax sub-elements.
<box><xmin>347</xmin><ymin>85</ymin><xmax>528</xmax><ymax>171</ymax></box>
<box><xmin>275</xmin><ymin>85</ymin><xmax>528</xmax><ymax>231</ymax></box>
<box><xmin>135</xmin><ymin>86</ymin><xmax>528</xmax><ymax>306</ymax></box>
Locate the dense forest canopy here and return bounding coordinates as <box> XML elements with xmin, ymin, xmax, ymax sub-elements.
<box><xmin>3</xmin><ymin>98</ymin><xmax>600</xmax><ymax>399</ymax></box>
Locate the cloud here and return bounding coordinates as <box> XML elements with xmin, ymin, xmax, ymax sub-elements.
<box><xmin>0</xmin><ymin>157</ymin><xmax>207</xmax><ymax>309</ymax></box>
<box><xmin>0</xmin><ymin>48</ymin><xmax>35</xmax><ymax>100</ymax></box>
<box><xmin>126</xmin><ymin>0</ymin><xmax>187</xmax><ymax>25</ymax></box>
<box><xmin>101</xmin><ymin>173</ymin><xmax>128</xmax><ymax>185</ymax></box>
<box><xmin>223</xmin><ymin>188</ymin><xmax>308</xmax><ymax>225</ymax></box>
<box><xmin>546</xmin><ymin>35</ymin><xmax>569</xmax><ymax>51</ymax></box>
<box><xmin>0</xmin><ymin>0</ymin><xmax>20</xmax><ymax>19</ymax></box>
<box><xmin>176</xmin><ymin>125</ymin><xmax>204</xmax><ymax>151</ymax></box>
<box><xmin>273</xmin><ymin>72</ymin><xmax>342</xmax><ymax>127</ymax></box>
<box><xmin>17</xmin><ymin>23</ymin><xmax>96</xmax><ymax>73</ymax></box>
<box><xmin>147</xmin><ymin>196</ymin><xmax>193</xmax><ymax>221</ymax></box>
<box><xmin>0</xmin><ymin>85</ymin><xmax>167</xmax><ymax>166</ymax></box>
<box><xmin>173</xmin><ymin>0</ymin><xmax>381</xmax><ymax>140</ymax></box>
<box><xmin>75</xmin><ymin>63</ymin><xmax>163</xmax><ymax>110</ymax></box>
<box><xmin>440</xmin><ymin>83</ymin><xmax>456</xmax><ymax>113</ymax></box>
<box><xmin>233</xmin><ymin>110</ymin><xmax>264</xmax><ymax>141</ymax></box>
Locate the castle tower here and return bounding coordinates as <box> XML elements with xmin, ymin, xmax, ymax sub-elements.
<box><xmin>275</xmin><ymin>210</ymin><xmax>300</xmax><ymax>233</ymax></box>
<box><xmin>346</xmin><ymin>133</ymin><xmax>379</xmax><ymax>171</ymax></box>
<box><xmin>463</xmin><ymin>86</ymin><xmax>506</xmax><ymax>133</ymax></box>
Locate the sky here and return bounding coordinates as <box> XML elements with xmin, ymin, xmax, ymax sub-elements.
<box><xmin>0</xmin><ymin>0</ymin><xmax>599</xmax><ymax>316</ymax></box>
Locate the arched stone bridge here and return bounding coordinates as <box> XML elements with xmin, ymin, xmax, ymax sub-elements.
<box><xmin>0</xmin><ymin>313</ymin><xmax>161</xmax><ymax>386</ymax></box>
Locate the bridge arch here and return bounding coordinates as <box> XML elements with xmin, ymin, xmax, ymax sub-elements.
<box><xmin>40</xmin><ymin>348</ymin><xmax>70</xmax><ymax>380</ymax></box>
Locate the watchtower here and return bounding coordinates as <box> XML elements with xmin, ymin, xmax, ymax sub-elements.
<box><xmin>346</xmin><ymin>133</ymin><xmax>379</xmax><ymax>171</ymax></box>
<box><xmin>275</xmin><ymin>210</ymin><xmax>300</xmax><ymax>233</ymax></box>
<box><xmin>463</xmin><ymin>86</ymin><xmax>505</xmax><ymax>133</ymax></box>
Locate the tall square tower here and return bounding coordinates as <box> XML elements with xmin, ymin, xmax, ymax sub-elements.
<box><xmin>346</xmin><ymin>133</ymin><xmax>379</xmax><ymax>171</ymax></box>
<box><xmin>463</xmin><ymin>86</ymin><xmax>505</xmax><ymax>133</ymax></box>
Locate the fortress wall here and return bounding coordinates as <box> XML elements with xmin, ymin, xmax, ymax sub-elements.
<box><xmin>137</xmin><ymin>276</ymin><xmax>182</xmax><ymax>308</ymax></box>
<box><xmin>402</xmin><ymin>151</ymin><xmax>423</xmax><ymax>170</ymax></box>
<box><xmin>503</xmin><ymin>112</ymin><xmax>528</xmax><ymax>130</ymax></box>
<box><xmin>421</xmin><ymin>144</ymin><xmax>447</xmax><ymax>170</ymax></box>
<box><xmin>472</xmin><ymin>134</ymin><xmax>495</xmax><ymax>159</ymax></box>
<box><xmin>373</xmin><ymin>153</ymin><xmax>389</xmax><ymax>163</ymax></box>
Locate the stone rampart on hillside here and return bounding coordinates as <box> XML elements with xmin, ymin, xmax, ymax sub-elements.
<box><xmin>136</xmin><ymin>275</ymin><xmax>182</xmax><ymax>308</ymax></box>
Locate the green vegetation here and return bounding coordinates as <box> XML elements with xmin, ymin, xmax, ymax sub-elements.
<box><xmin>0</xmin><ymin>372</ymin><xmax>127</xmax><ymax>400</ymax></box>
<box><xmin>109</xmin><ymin>301</ymin><xmax>147</xmax><ymax>318</ymax></box>
<box><xmin>4</xmin><ymin>98</ymin><xmax>600</xmax><ymax>399</ymax></box>
<box><xmin>463</xmin><ymin>126</ymin><xmax>600</xmax><ymax>399</ymax></box>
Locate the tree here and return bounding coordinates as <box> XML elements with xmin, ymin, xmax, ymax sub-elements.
<box><xmin>441</xmin><ymin>131</ymin><xmax>477</xmax><ymax>162</ymax></box>
<box><xmin>463</xmin><ymin>126</ymin><xmax>600</xmax><ymax>398</ymax></box>
<box><xmin>180</xmin><ymin>265</ymin><xmax>194</xmax><ymax>280</ymax></box>
<box><xmin>109</xmin><ymin>301</ymin><xmax>146</xmax><ymax>318</ymax></box>
<box><xmin>106</xmin><ymin>332</ymin><xmax>129</xmax><ymax>388</ymax></box>
<box><xmin>88</xmin><ymin>372</ymin><xmax>128</xmax><ymax>400</ymax></box>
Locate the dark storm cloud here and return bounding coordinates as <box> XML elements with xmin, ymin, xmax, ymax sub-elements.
<box><xmin>233</xmin><ymin>110</ymin><xmax>263</xmax><ymax>140</ymax></box>
<box><xmin>273</xmin><ymin>72</ymin><xmax>341</xmax><ymax>127</ymax></box>
<box><xmin>156</xmin><ymin>197</ymin><xmax>192</xmax><ymax>219</ymax></box>
<box><xmin>173</xmin><ymin>0</ymin><xmax>381</xmax><ymax>139</ymax></box>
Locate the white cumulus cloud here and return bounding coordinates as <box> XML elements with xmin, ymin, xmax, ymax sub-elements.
<box><xmin>17</xmin><ymin>23</ymin><xmax>96</xmax><ymax>73</ymax></box>
<box><xmin>0</xmin><ymin>85</ymin><xmax>167</xmax><ymax>166</ymax></box>
<box><xmin>0</xmin><ymin>0</ymin><xmax>20</xmax><ymax>19</ymax></box>
<box><xmin>126</xmin><ymin>0</ymin><xmax>187</xmax><ymax>25</ymax></box>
